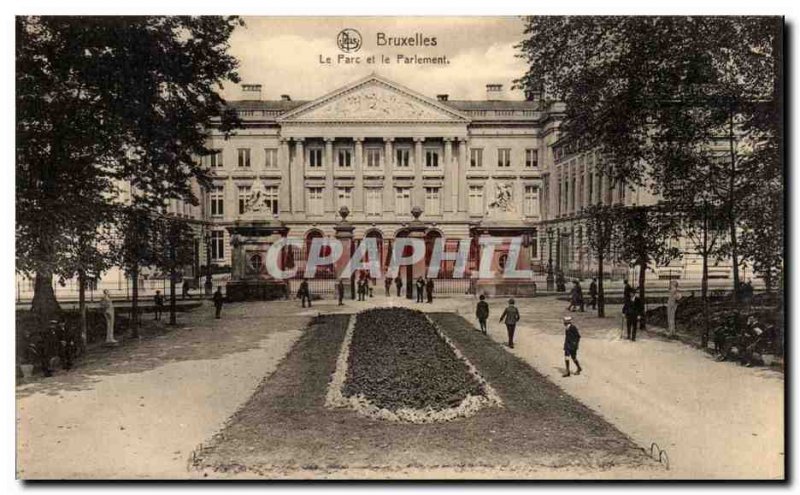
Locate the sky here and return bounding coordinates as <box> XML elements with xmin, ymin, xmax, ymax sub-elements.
<box><xmin>223</xmin><ymin>16</ymin><xmax>529</xmax><ymax>101</ymax></box>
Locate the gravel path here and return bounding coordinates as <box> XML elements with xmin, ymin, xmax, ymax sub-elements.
<box><xmin>16</xmin><ymin>301</ymin><xmax>309</xmax><ymax>479</ymax></box>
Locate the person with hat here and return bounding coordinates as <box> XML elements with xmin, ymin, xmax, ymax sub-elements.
<box><xmin>562</xmin><ymin>316</ymin><xmax>583</xmax><ymax>377</ymax></box>
<box><xmin>475</xmin><ymin>294</ymin><xmax>489</xmax><ymax>334</ymax></box>
<box><xmin>499</xmin><ymin>298</ymin><xmax>521</xmax><ymax>348</ymax></box>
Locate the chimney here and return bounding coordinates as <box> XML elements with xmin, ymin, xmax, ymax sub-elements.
<box><xmin>280</xmin><ymin>94</ymin><xmax>292</xmax><ymax>101</ymax></box>
<box><xmin>241</xmin><ymin>83</ymin><xmax>262</xmax><ymax>101</ymax></box>
<box><xmin>436</xmin><ymin>94</ymin><xmax>449</xmax><ymax>102</ymax></box>
<box><xmin>486</xmin><ymin>83</ymin><xmax>504</xmax><ymax>101</ymax></box>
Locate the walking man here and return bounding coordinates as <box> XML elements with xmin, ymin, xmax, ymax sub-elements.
<box><xmin>426</xmin><ymin>278</ymin><xmax>434</xmax><ymax>303</ymax></box>
<box><xmin>562</xmin><ymin>316</ymin><xmax>583</xmax><ymax>377</ymax></box>
<box><xmin>395</xmin><ymin>275</ymin><xmax>403</xmax><ymax>297</ymax></box>
<box><xmin>589</xmin><ymin>278</ymin><xmax>598</xmax><ymax>309</ymax></box>
<box><xmin>299</xmin><ymin>279</ymin><xmax>311</xmax><ymax>308</ymax></box>
<box><xmin>416</xmin><ymin>277</ymin><xmax>425</xmax><ymax>303</ymax></box>
<box><xmin>384</xmin><ymin>277</ymin><xmax>391</xmax><ymax>297</ymax></box>
<box><xmin>499</xmin><ymin>298</ymin><xmax>521</xmax><ymax>348</ymax></box>
<box><xmin>100</xmin><ymin>289</ymin><xmax>117</xmax><ymax>344</ymax></box>
<box><xmin>627</xmin><ymin>292</ymin><xmax>643</xmax><ymax>341</ymax></box>
<box><xmin>337</xmin><ymin>279</ymin><xmax>345</xmax><ymax>306</ymax></box>
<box><xmin>476</xmin><ymin>294</ymin><xmax>489</xmax><ymax>334</ymax></box>
<box><xmin>154</xmin><ymin>290</ymin><xmax>164</xmax><ymax>321</ymax></box>
<box><xmin>213</xmin><ymin>286</ymin><xmax>224</xmax><ymax>319</ymax></box>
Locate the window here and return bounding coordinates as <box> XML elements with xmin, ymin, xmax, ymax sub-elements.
<box><xmin>238</xmin><ymin>185</ymin><xmax>251</xmax><ymax>214</ymax></box>
<box><xmin>366</xmin><ymin>148</ymin><xmax>382</xmax><ymax>168</ymax></box>
<box><xmin>365</xmin><ymin>188</ymin><xmax>382</xmax><ymax>215</ymax></box>
<box><xmin>470</xmin><ymin>148</ymin><xmax>483</xmax><ymax>168</ymax></box>
<box><xmin>395</xmin><ymin>148</ymin><xmax>410</xmax><ymax>168</ymax></box>
<box><xmin>264</xmin><ymin>186</ymin><xmax>279</xmax><ymax>215</ymax></box>
<box><xmin>210</xmin><ymin>230</ymin><xmax>225</xmax><ymax>261</ymax></box>
<box><xmin>210</xmin><ymin>186</ymin><xmax>224</xmax><ymax>217</ymax></box>
<box><xmin>468</xmin><ymin>186</ymin><xmax>484</xmax><ymax>215</ymax></box>
<box><xmin>307</xmin><ymin>187</ymin><xmax>324</xmax><ymax>215</ymax></box>
<box><xmin>208</xmin><ymin>150</ymin><xmax>223</xmax><ymax>168</ymax></box>
<box><xmin>425</xmin><ymin>149</ymin><xmax>439</xmax><ymax>168</ymax></box>
<box><xmin>338</xmin><ymin>148</ymin><xmax>352</xmax><ymax>168</ymax></box>
<box><xmin>523</xmin><ymin>186</ymin><xmax>538</xmax><ymax>216</ymax></box>
<box><xmin>264</xmin><ymin>148</ymin><xmax>278</xmax><ymax>169</ymax></box>
<box><xmin>336</xmin><ymin>187</ymin><xmax>353</xmax><ymax>209</ymax></box>
<box><xmin>525</xmin><ymin>149</ymin><xmax>538</xmax><ymax>168</ymax></box>
<box><xmin>395</xmin><ymin>187</ymin><xmax>411</xmax><ymax>215</ymax></box>
<box><xmin>424</xmin><ymin>187</ymin><xmax>441</xmax><ymax>215</ymax></box>
<box><xmin>497</xmin><ymin>148</ymin><xmax>511</xmax><ymax>167</ymax></box>
<box><xmin>308</xmin><ymin>148</ymin><xmax>323</xmax><ymax>168</ymax></box>
<box><xmin>237</xmin><ymin>148</ymin><xmax>251</xmax><ymax>168</ymax></box>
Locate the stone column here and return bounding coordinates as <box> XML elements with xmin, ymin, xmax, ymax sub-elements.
<box><xmin>354</xmin><ymin>137</ymin><xmax>364</xmax><ymax>213</ymax></box>
<box><xmin>324</xmin><ymin>138</ymin><xmax>335</xmax><ymax>213</ymax></box>
<box><xmin>413</xmin><ymin>137</ymin><xmax>424</xmax><ymax>208</ymax></box>
<box><xmin>279</xmin><ymin>138</ymin><xmax>291</xmax><ymax>214</ymax></box>
<box><xmin>293</xmin><ymin>138</ymin><xmax>305</xmax><ymax>213</ymax></box>
<box><xmin>224</xmin><ymin>176</ymin><xmax>235</xmax><ymax>222</ymax></box>
<box><xmin>457</xmin><ymin>138</ymin><xmax>468</xmax><ymax>212</ymax></box>
<box><xmin>383</xmin><ymin>137</ymin><xmax>394</xmax><ymax>213</ymax></box>
<box><xmin>443</xmin><ymin>138</ymin><xmax>453</xmax><ymax>212</ymax></box>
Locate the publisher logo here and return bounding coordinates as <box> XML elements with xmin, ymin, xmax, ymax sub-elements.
<box><xmin>337</xmin><ymin>29</ymin><xmax>362</xmax><ymax>53</ymax></box>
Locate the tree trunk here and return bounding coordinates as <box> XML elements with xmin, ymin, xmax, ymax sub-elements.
<box><xmin>728</xmin><ymin>108</ymin><xmax>740</xmax><ymax>302</ymax></box>
<box><xmin>638</xmin><ymin>255</ymin><xmax>646</xmax><ymax>330</ymax></box>
<box><xmin>701</xmin><ymin>213</ymin><xmax>710</xmax><ymax>349</ymax></box>
<box><xmin>130</xmin><ymin>265</ymin><xmax>140</xmax><ymax>338</ymax></box>
<box><xmin>78</xmin><ymin>269</ymin><xmax>88</xmax><ymax>348</ymax></box>
<box><xmin>169</xmin><ymin>244</ymin><xmax>177</xmax><ymax>326</ymax></box>
<box><xmin>31</xmin><ymin>269</ymin><xmax>60</xmax><ymax>323</ymax></box>
<box><xmin>597</xmin><ymin>253</ymin><xmax>605</xmax><ymax>317</ymax></box>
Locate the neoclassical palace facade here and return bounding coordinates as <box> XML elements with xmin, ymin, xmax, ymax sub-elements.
<box><xmin>200</xmin><ymin>74</ymin><xmax>554</xmax><ymax>278</ymax></box>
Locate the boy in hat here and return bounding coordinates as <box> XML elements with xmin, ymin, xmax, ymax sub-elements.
<box><xmin>475</xmin><ymin>294</ymin><xmax>489</xmax><ymax>334</ymax></box>
<box><xmin>562</xmin><ymin>316</ymin><xmax>583</xmax><ymax>377</ymax></box>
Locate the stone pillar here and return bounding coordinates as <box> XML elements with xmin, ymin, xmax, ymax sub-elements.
<box><xmin>383</xmin><ymin>137</ymin><xmax>394</xmax><ymax>213</ymax></box>
<box><xmin>224</xmin><ymin>177</ymin><xmax>235</xmax><ymax>222</ymax></box>
<box><xmin>405</xmin><ymin>206</ymin><xmax>428</xmax><ymax>300</ymax></box>
<box><xmin>324</xmin><ymin>138</ymin><xmax>335</xmax><ymax>213</ymax></box>
<box><xmin>354</xmin><ymin>137</ymin><xmax>364</xmax><ymax>213</ymax></box>
<box><xmin>278</xmin><ymin>138</ymin><xmax>291</xmax><ymax>214</ymax></box>
<box><xmin>413</xmin><ymin>137</ymin><xmax>425</xmax><ymax>208</ymax></box>
<box><xmin>457</xmin><ymin>138</ymin><xmax>468</xmax><ymax>212</ymax></box>
<box><xmin>293</xmin><ymin>138</ymin><xmax>305</xmax><ymax>213</ymax></box>
<box><xmin>443</xmin><ymin>138</ymin><xmax>454</xmax><ymax>212</ymax></box>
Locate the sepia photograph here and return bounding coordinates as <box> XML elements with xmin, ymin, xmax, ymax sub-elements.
<box><xmin>13</xmin><ymin>11</ymin><xmax>786</xmax><ymax>481</ymax></box>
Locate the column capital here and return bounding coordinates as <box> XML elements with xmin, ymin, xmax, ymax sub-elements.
<box><xmin>413</xmin><ymin>137</ymin><xmax>426</xmax><ymax>143</ymax></box>
<box><xmin>353</xmin><ymin>137</ymin><xmax>365</xmax><ymax>143</ymax></box>
<box><xmin>457</xmin><ymin>137</ymin><xmax>469</xmax><ymax>143</ymax></box>
<box><xmin>279</xmin><ymin>137</ymin><xmax>290</xmax><ymax>144</ymax></box>
<box><xmin>383</xmin><ymin>137</ymin><xmax>395</xmax><ymax>143</ymax></box>
<box><xmin>323</xmin><ymin>137</ymin><xmax>336</xmax><ymax>143</ymax></box>
<box><xmin>293</xmin><ymin>137</ymin><xmax>305</xmax><ymax>143</ymax></box>
<box><xmin>443</xmin><ymin>137</ymin><xmax>454</xmax><ymax>142</ymax></box>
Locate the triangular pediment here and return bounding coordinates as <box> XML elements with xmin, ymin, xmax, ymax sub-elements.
<box><xmin>277</xmin><ymin>74</ymin><xmax>470</xmax><ymax>123</ymax></box>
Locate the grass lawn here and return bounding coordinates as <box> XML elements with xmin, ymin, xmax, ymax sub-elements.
<box><xmin>191</xmin><ymin>311</ymin><xmax>657</xmax><ymax>478</ymax></box>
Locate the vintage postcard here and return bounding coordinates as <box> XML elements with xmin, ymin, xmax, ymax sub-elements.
<box><xmin>15</xmin><ymin>15</ymin><xmax>785</xmax><ymax>480</ymax></box>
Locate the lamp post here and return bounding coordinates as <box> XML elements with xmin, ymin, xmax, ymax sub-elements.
<box><xmin>204</xmin><ymin>230</ymin><xmax>213</xmax><ymax>296</ymax></box>
<box><xmin>546</xmin><ymin>227</ymin><xmax>554</xmax><ymax>291</ymax></box>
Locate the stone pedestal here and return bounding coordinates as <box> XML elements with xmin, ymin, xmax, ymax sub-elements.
<box><xmin>472</xmin><ymin>221</ymin><xmax>538</xmax><ymax>297</ymax></box>
<box><xmin>225</xmin><ymin>218</ymin><xmax>289</xmax><ymax>302</ymax></box>
<box><xmin>404</xmin><ymin>206</ymin><xmax>429</xmax><ymax>300</ymax></box>
<box><xmin>334</xmin><ymin>207</ymin><xmax>356</xmax><ymax>300</ymax></box>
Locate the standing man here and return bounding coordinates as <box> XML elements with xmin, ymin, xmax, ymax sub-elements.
<box><xmin>395</xmin><ymin>275</ymin><xmax>403</xmax><ymax>297</ymax></box>
<box><xmin>623</xmin><ymin>280</ymin><xmax>634</xmax><ymax>305</ymax></box>
<box><xmin>357</xmin><ymin>278</ymin><xmax>366</xmax><ymax>301</ymax></box>
<box><xmin>476</xmin><ymin>294</ymin><xmax>489</xmax><ymax>334</ymax></box>
<box><xmin>213</xmin><ymin>286</ymin><xmax>224</xmax><ymax>319</ymax></box>
<box><xmin>627</xmin><ymin>292</ymin><xmax>643</xmax><ymax>341</ymax></box>
<box><xmin>499</xmin><ymin>298</ymin><xmax>521</xmax><ymax>348</ymax></box>
<box><xmin>567</xmin><ymin>281</ymin><xmax>579</xmax><ymax>311</ymax></box>
<box><xmin>562</xmin><ymin>316</ymin><xmax>583</xmax><ymax>377</ymax></box>
<box><xmin>100</xmin><ymin>289</ymin><xmax>117</xmax><ymax>344</ymax></box>
<box><xmin>667</xmin><ymin>280</ymin><xmax>682</xmax><ymax>337</ymax></box>
<box><xmin>299</xmin><ymin>279</ymin><xmax>311</xmax><ymax>308</ymax></box>
<box><xmin>576</xmin><ymin>280</ymin><xmax>585</xmax><ymax>312</ymax></box>
<box><xmin>384</xmin><ymin>277</ymin><xmax>392</xmax><ymax>297</ymax></box>
<box><xmin>426</xmin><ymin>277</ymin><xmax>434</xmax><ymax>303</ymax></box>
<box><xmin>589</xmin><ymin>278</ymin><xmax>598</xmax><ymax>310</ymax></box>
<box><xmin>337</xmin><ymin>279</ymin><xmax>345</xmax><ymax>306</ymax></box>
<box><xmin>154</xmin><ymin>290</ymin><xmax>164</xmax><ymax>321</ymax></box>
<box><xmin>416</xmin><ymin>277</ymin><xmax>425</xmax><ymax>303</ymax></box>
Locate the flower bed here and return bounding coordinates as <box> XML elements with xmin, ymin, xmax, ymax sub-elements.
<box><xmin>327</xmin><ymin>308</ymin><xmax>500</xmax><ymax>422</ymax></box>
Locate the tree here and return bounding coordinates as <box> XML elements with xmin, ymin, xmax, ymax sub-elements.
<box><xmin>584</xmin><ymin>204</ymin><xmax>623</xmax><ymax>318</ymax></box>
<box><xmin>16</xmin><ymin>16</ymin><xmax>242</xmax><ymax>321</ymax></box>
<box><xmin>515</xmin><ymin>16</ymin><xmax>782</xmax><ymax>300</ymax></box>
<box><xmin>151</xmin><ymin>215</ymin><xmax>196</xmax><ymax>326</ymax></box>
<box><xmin>615</xmin><ymin>203</ymin><xmax>682</xmax><ymax>329</ymax></box>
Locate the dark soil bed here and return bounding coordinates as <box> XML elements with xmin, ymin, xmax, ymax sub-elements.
<box><xmin>343</xmin><ymin>308</ymin><xmax>484</xmax><ymax>411</ymax></box>
<box><xmin>191</xmin><ymin>312</ymin><xmax>656</xmax><ymax>477</ymax></box>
